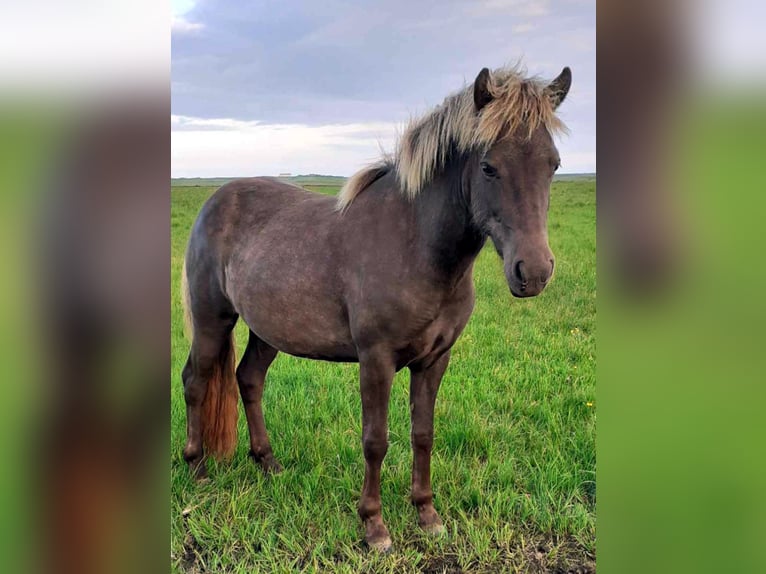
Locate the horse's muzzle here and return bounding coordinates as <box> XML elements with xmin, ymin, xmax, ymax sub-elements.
<box><xmin>506</xmin><ymin>254</ymin><xmax>555</xmax><ymax>298</ymax></box>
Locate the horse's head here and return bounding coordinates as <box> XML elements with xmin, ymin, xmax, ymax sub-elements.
<box><xmin>468</xmin><ymin>66</ymin><xmax>571</xmax><ymax>298</ymax></box>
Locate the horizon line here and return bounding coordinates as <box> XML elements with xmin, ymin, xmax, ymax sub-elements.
<box><xmin>171</xmin><ymin>172</ymin><xmax>597</xmax><ymax>179</ymax></box>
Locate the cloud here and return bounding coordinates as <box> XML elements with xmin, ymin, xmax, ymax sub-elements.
<box><xmin>171</xmin><ymin>0</ymin><xmax>595</xmax><ymax>175</ymax></box>
<box><xmin>172</xmin><ymin>0</ymin><xmax>197</xmax><ymax>16</ymax></box>
<box><xmin>172</xmin><ymin>0</ymin><xmax>593</xmax><ymax>122</ymax></box>
<box><xmin>512</xmin><ymin>23</ymin><xmax>537</xmax><ymax>34</ymax></box>
<box><xmin>171</xmin><ymin>16</ymin><xmax>203</xmax><ymax>33</ymax></box>
<box><xmin>555</xmin><ymin>150</ymin><xmax>596</xmax><ymax>174</ymax></box>
<box><xmin>171</xmin><ymin>115</ymin><xmax>399</xmax><ymax>176</ymax></box>
<box><xmin>478</xmin><ymin>0</ymin><xmax>551</xmax><ymax>17</ymax></box>
<box><xmin>171</xmin><ymin>114</ymin><xmax>250</xmax><ymax>130</ymax></box>
<box><xmin>563</xmin><ymin>28</ymin><xmax>596</xmax><ymax>53</ymax></box>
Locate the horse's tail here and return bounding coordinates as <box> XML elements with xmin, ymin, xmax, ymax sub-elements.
<box><xmin>180</xmin><ymin>256</ymin><xmax>194</xmax><ymax>341</ymax></box>
<box><xmin>200</xmin><ymin>330</ymin><xmax>238</xmax><ymax>459</ymax></box>
<box><xmin>181</xmin><ymin>255</ymin><xmax>239</xmax><ymax>460</ymax></box>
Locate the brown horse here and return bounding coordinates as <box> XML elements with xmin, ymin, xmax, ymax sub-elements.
<box><xmin>181</xmin><ymin>64</ymin><xmax>571</xmax><ymax>552</ymax></box>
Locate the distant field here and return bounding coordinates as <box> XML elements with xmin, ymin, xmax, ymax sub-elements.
<box><xmin>170</xmin><ymin>173</ymin><xmax>595</xmax><ymax>188</ymax></box>
<box><xmin>171</xmin><ymin>174</ymin><xmax>348</xmax><ymax>188</ymax></box>
<box><xmin>171</xmin><ymin>178</ymin><xmax>596</xmax><ymax>573</ymax></box>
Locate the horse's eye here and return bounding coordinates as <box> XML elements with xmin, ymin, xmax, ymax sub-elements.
<box><xmin>480</xmin><ymin>162</ymin><xmax>497</xmax><ymax>178</ymax></box>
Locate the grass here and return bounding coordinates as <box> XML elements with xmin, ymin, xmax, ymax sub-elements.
<box><xmin>171</xmin><ymin>178</ymin><xmax>596</xmax><ymax>573</ymax></box>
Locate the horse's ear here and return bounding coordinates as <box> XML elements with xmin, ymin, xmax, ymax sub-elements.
<box><xmin>546</xmin><ymin>66</ymin><xmax>572</xmax><ymax>109</ymax></box>
<box><xmin>474</xmin><ymin>68</ymin><xmax>493</xmax><ymax>111</ymax></box>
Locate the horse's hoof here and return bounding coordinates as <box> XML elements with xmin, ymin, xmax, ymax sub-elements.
<box><xmin>261</xmin><ymin>459</ymin><xmax>283</xmax><ymax>474</ymax></box>
<box><xmin>250</xmin><ymin>450</ymin><xmax>283</xmax><ymax>474</ymax></box>
<box><xmin>363</xmin><ymin>516</ymin><xmax>392</xmax><ymax>553</ymax></box>
<box><xmin>366</xmin><ymin>535</ymin><xmax>393</xmax><ymax>553</ymax></box>
<box><xmin>417</xmin><ymin>504</ymin><xmax>444</xmax><ymax>535</ymax></box>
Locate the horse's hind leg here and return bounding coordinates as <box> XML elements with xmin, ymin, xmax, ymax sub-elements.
<box><xmin>236</xmin><ymin>331</ymin><xmax>281</xmax><ymax>473</ymax></box>
<box><xmin>182</xmin><ymin>315</ymin><xmax>238</xmax><ymax>479</ymax></box>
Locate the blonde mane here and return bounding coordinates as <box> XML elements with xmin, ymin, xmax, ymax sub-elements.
<box><xmin>337</xmin><ymin>65</ymin><xmax>567</xmax><ymax>210</ymax></box>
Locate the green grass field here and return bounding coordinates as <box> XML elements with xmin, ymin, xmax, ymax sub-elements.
<box><xmin>171</xmin><ymin>178</ymin><xmax>596</xmax><ymax>573</ymax></box>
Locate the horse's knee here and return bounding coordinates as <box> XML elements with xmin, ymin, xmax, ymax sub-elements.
<box><xmin>183</xmin><ymin>376</ymin><xmax>207</xmax><ymax>406</ymax></box>
<box><xmin>235</xmin><ymin>368</ymin><xmax>264</xmax><ymax>402</ymax></box>
<box><xmin>235</xmin><ymin>368</ymin><xmax>250</xmax><ymax>391</ymax></box>
<box><xmin>182</xmin><ymin>355</ymin><xmax>217</xmax><ymax>406</ymax></box>
<box><xmin>363</xmin><ymin>436</ymin><xmax>388</xmax><ymax>462</ymax></box>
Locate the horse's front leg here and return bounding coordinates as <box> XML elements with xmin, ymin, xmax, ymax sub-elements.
<box><xmin>409</xmin><ymin>351</ymin><xmax>450</xmax><ymax>534</ymax></box>
<box><xmin>357</xmin><ymin>349</ymin><xmax>395</xmax><ymax>552</ymax></box>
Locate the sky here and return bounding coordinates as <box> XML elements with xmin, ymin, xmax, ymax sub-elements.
<box><xmin>171</xmin><ymin>0</ymin><xmax>596</xmax><ymax>177</ymax></box>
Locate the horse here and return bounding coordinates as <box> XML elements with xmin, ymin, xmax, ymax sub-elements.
<box><xmin>180</xmin><ymin>64</ymin><xmax>572</xmax><ymax>552</ymax></box>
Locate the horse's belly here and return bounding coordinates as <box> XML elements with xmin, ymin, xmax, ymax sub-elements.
<box><xmin>225</xmin><ymin>216</ymin><xmax>358</xmax><ymax>360</ymax></box>
<box><xmin>235</xmin><ymin>283</ymin><xmax>357</xmax><ymax>361</ymax></box>
<box><xmin>257</xmin><ymin>319</ymin><xmax>358</xmax><ymax>361</ymax></box>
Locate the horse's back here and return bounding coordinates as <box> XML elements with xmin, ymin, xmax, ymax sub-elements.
<box><xmin>185</xmin><ymin>177</ymin><xmax>333</xmax><ymax>304</ymax></box>
<box><xmin>197</xmin><ymin>177</ymin><xmax>316</xmax><ymax>232</ymax></box>
<box><xmin>188</xmin><ymin>177</ymin><xmax>325</xmax><ymax>259</ymax></box>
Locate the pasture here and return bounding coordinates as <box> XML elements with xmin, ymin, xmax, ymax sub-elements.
<box><xmin>171</xmin><ymin>177</ymin><xmax>596</xmax><ymax>573</ymax></box>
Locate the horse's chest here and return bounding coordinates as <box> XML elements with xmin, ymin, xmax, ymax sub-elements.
<box><xmin>393</xmin><ymin>291</ymin><xmax>474</xmax><ymax>370</ymax></box>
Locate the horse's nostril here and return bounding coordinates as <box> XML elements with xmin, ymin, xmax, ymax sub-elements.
<box><xmin>513</xmin><ymin>260</ymin><xmax>526</xmax><ymax>285</ymax></box>
<box><xmin>540</xmin><ymin>259</ymin><xmax>555</xmax><ymax>284</ymax></box>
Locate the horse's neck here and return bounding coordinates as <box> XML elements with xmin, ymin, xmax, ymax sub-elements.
<box><xmin>412</xmin><ymin>162</ymin><xmax>486</xmax><ymax>284</ymax></box>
